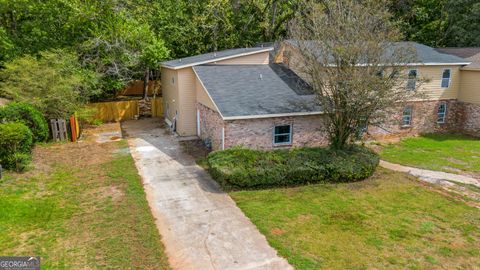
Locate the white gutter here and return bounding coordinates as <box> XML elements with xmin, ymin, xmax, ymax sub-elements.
<box><xmin>325</xmin><ymin>62</ymin><xmax>471</xmax><ymax>67</ymax></box>
<box><xmin>161</xmin><ymin>48</ymin><xmax>274</xmax><ymax>70</ymax></box>
<box><xmin>223</xmin><ymin>111</ymin><xmax>324</xmax><ymax>121</ymax></box>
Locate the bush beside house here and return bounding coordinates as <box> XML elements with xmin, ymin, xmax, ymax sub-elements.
<box><xmin>207</xmin><ymin>146</ymin><xmax>379</xmax><ymax>189</ymax></box>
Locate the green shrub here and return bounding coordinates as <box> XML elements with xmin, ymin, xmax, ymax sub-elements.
<box><xmin>0</xmin><ymin>122</ymin><xmax>33</xmax><ymax>171</ymax></box>
<box><xmin>0</xmin><ymin>102</ymin><xmax>49</xmax><ymax>142</ymax></box>
<box><xmin>207</xmin><ymin>146</ymin><xmax>379</xmax><ymax>189</ymax></box>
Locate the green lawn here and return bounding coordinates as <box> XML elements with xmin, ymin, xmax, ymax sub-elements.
<box><xmin>0</xmin><ymin>140</ymin><xmax>170</xmax><ymax>269</ymax></box>
<box><xmin>380</xmin><ymin>133</ymin><xmax>480</xmax><ymax>175</ymax></box>
<box><xmin>230</xmin><ymin>169</ymin><xmax>480</xmax><ymax>270</ymax></box>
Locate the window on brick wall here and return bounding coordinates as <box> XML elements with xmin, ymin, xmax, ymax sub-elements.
<box><xmin>441</xmin><ymin>69</ymin><xmax>451</xmax><ymax>88</ymax></box>
<box><xmin>402</xmin><ymin>106</ymin><xmax>412</xmax><ymax>126</ymax></box>
<box><xmin>273</xmin><ymin>125</ymin><xmax>292</xmax><ymax>145</ymax></box>
<box><xmin>437</xmin><ymin>102</ymin><xmax>447</xmax><ymax>123</ymax></box>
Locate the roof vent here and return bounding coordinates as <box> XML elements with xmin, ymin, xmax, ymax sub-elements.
<box><xmin>179</xmin><ymin>59</ymin><xmax>182</xmax><ymax>62</ymax></box>
<box><xmin>213</xmin><ymin>52</ymin><xmax>217</xmax><ymax>57</ymax></box>
<box><xmin>259</xmin><ymin>73</ymin><xmax>263</xmax><ymax>80</ymax></box>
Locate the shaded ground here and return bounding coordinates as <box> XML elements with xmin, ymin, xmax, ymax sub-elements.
<box><xmin>379</xmin><ymin>133</ymin><xmax>480</xmax><ymax>177</ymax></box>
<box><xmin>230</xmin><ymin>168</ymin><xmax>480</xmax><ymax>270</ymax></box>
<box><xmin>122</xmin><ymin>118</ymin><xmax>292</xmax><ymax>270</ymax></box>
<box><xmin>0</xmin><ymin>124</ymin><xmax>170</xmax><ymax>269</ymax></box>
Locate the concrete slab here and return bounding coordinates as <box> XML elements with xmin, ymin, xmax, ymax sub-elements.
<box><xmin>122</xmin><ymin>118</ymin><xmax>292</xmax><ymax>270</ymax></box>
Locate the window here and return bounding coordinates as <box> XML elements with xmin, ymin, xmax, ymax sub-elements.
<box><xmin>441</xmin><ymin>69</ymin><xmax>451</xmax><ymax>88</ymax></box>
<box><xmin>407</xmin><ymin>69</ymin><xmax>417</xmax><ymax>90</ymax></box>
<box><xmin>273</xmin><ymin>125</ymin><xmax>292</xmax><ymax>145</ymax></box>
<box><xmin>437</xmin><ymin>102</ymin><xmax>447</xmax><ymax>123</ymax></box>
<box><xmin>402</xmin><ymin>107</ymin><xmax>412</xmax><ymax>126</ymax></box>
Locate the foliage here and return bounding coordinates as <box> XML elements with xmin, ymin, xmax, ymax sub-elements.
<box><xmin>380</xmin><ymin>133</ymin><xmax>480</xmax><ymax>175</ymax></box>
<box><xmin>0</xmin><ymin>50</ymin><xmax>100</xmax><ymax>118</ymax></box>
<box><xmin>289</xmin><ymin>0</ymin><xmax>419</xmax><ymax>149</ymax></box>
<box><xmin>0</xmin><ymin>102</ymin><xmax>49</xmax><ymax>142</ymax></box>
<box><xmin>207</xmin><ymin>146</ymin><xmax>379</xmax><ymax>189</ymax></box>
<box><xmin>231</xmin><ymin>168</ymin><xmax>480</xmax><ymax>269</ymax></box>
<box><xmin>0</xmin><ymin>0</ymin><xmax>477</xmax><ymax>100</ymax></box>
<box><xmin>390</xmin><ymin>0</ymin><xmax>480</xmax><ymax>47</ymax></box>
<box><xmin>0</xmin><ymin>122</ymin><xmax>33</xmax><ymax>171</ymax></box>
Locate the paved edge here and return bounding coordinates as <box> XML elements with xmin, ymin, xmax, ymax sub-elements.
<box><xmin>380</xmin><ymin>160</ymin><xmax>480</xmax><ymax>187</ymax></box>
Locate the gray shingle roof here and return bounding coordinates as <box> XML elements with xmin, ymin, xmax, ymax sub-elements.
<box><xmin>161</xmin><ymin>47</ymin><xmax>273</xmax><ymax>69</ymax></box>
<box><xmin>285</xmin><ymin>40</ymin><xmax>471</xmax><ymax>65</ymax></box>
<box><xmin>193</xmin><ymin>65</ymin><xmax>321</xmax><ymax>118</ymax></box>
<box><xmin>435</xmin><ymin>48</ymin><xmax>480</xmax><ymax>69</ymax></box>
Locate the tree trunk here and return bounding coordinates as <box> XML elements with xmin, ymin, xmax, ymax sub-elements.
<box><xmin>143</xmin><ymin>68</ymin><xmax>149</xmax><ymax>100</ymax></box>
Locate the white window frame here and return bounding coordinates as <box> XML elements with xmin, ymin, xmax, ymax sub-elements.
<box><xmin>407</xmin><ymin>69</ymin><xmax>417</xmax><ymax>91</ymax></box>
<box><xmin>441</xmin><ymin>68</ymin><xmax>451</xmax><ymax>88</ymax></box>
<box><xmin>273</xmin><ymin>124</ymin><xmax>292</xmax><ymax>145</ymax></box>
<box><xmin>437</xmin><ymin>102</ymin><xmax>447</xmax><ymax>124</ymax></box>
<box><xmin>402</xmin><ymin>106</ymin><xmax>412</xmax><ymax>127</ymax></box>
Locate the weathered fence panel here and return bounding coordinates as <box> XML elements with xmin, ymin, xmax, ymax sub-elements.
<box><xmin>151</xmin><ymin>98</ymin><xmax>163</xmax><ymax>117</ymax></box>
<box><xmin>88</xmin><ymin>98</ymin><xmax>163</xmax><ymax>122</ymax></box>
<box><xmin>50</xmin><ymin>119</ymin><xmax>68</xmax><ymax>141</ymax></box>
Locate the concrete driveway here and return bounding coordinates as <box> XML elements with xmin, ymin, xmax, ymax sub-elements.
<box><xmin>122</xmin><ymin>119</ymin><xmax>292</xmax><ymax>270</ymax></box>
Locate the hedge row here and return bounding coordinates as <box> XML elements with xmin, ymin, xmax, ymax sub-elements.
<box><xmin>207</xmin><ymin>146</ymin><xmax>379</xmax><ymax>189</ymax></box>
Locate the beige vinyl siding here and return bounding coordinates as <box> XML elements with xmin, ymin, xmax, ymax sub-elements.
<box><xmin>215</xmin><ymin>51</ymin><xmax>269</xmax><ymax>65</ymax></box>
<box><xmin>196</xmin><ymin>77</ymin><xmax>218</xmax><ymax>112</ymax></box>
<box><xmin>459</xmin><ymin>69</ymin><xmax>480</xmax><ymax>104</ymax></box>
<box><xmin>415</xmin><ymin>66</ymin><xmax>461</xmax><ymax>100</ymax></box>
<box><xmin>176</xmin><ymin>67</ymin><xmax>197</xmax><ymax>136</ymax></box>
<box><xmin>161</xmin><ymin>67</ymin><xmax>179</xmax><ymax>122</ymax></box>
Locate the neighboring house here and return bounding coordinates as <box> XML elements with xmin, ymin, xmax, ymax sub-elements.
<box><xmin>160</xmin><ymin>42</ymin><xmax>479</xmax><ymax>150</ymax></box>
<box><xmin>435</xmin><ymin>48</ymin><xmax>480</xmax><ymax>135</ymax></box>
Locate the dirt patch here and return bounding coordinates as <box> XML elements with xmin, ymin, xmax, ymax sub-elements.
<box><xmin>271</xmin><ymin>228</ymin><xmax>285</xmax><ymax>235</ymax></box>
<box><xmin>30</xmin><ymin>142</ymin><xmax>116</xmax><ymax>175</ymax></box>
<box><xmin>0</xmin><ymin>98</ymin><xmax>10</xmax><ymax>106</ymax></box>
<box><xmin>179</xmin><ymin>139</ymin><xmax>210</xmax><ymax>161</ymax></box>
<box><xmin>96</xmin><ymin>185</ymin><xmax>125</xmax><ymax>202</ymax></box>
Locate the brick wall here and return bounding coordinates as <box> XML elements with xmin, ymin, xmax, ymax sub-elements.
<box><xmin>458</xmin><ymin>101</ymin><xmax>480</xmax><ymax>137</ymax></box>
<box><xmin>368</xmin><ymin>99</ymin><xmax>460</xmax><ymax>139</ymax></box>
<box><xmin>197</xmin><ymin>103</ymin><xmax>225</xmax><ymax>150</ymax></box>
<box><xmin>224</xmin><ymin>114</ymin><xmax>329</xmax><ymax>150</ymax></box>
<box><xmin>198</xmin><ymin>100</ymin><xmax>479</xmax><ymax>151</ymax></box>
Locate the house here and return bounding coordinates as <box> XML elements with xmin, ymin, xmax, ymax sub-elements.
<box><xmin>160</xmin><ymin>42</ymin><xmax>479</xmax><ymax>150</ymax></box>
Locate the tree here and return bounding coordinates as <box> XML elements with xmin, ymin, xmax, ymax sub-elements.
<box><xmin>0</xmin><ymin>50</ymin><xmax>100</xmax><ymax>118</ymax></box>
<box><xmin>289</xmin><ymin>0</ymin><xmax>418</xmax><ymax>149</ymax></box>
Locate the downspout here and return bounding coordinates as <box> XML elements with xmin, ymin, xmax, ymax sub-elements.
<box><xmin>221</xmin><ymin>125</ymin><xmax>225</xmax><ymax>150</ymax></box>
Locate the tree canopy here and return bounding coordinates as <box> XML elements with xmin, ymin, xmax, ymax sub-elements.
<box><xmin>0</xmin><ymin>0</ymin><xmax>478</xmax><ymax>101</ymax></box>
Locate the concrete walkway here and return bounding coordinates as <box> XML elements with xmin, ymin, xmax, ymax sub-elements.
<box><xmin>122</xmin><ymin>119</ymin><xmax>292</xmax><ymax>270</ymax></box>
<box><xmin>380</xmin><ymin>160</ymin><xmax>480</xmax><ymax>188</ymax></box>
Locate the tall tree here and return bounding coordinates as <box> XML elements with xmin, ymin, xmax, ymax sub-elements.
<box><xmin>289</xmin><ymin>0</ymin><xmax>418</xmax><ymax>149</ymax></box>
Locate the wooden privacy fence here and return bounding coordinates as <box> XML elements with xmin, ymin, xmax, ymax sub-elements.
<box><xmin>151</xmin><ymin>98</ymin><xmax>163</xmax><ymax>117</ymax></box>
<box><xmin>88</xmin><ymin>98</ymin><xmax>163</xmax><ymax>122</ymax></box>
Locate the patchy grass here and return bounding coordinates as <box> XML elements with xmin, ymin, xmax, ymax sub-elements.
<box><xmin>230</xmin><ymin>168</ymin><xmax>480</xmax><ymax>270</ymax></box>
<box><xmin>0</xmin><ymin>140</ymin><xmax>170</xmax><ymax>269</ymax></box>
<box><xmin>380</xmin><ymin>133</ymin><xmax>480</xmax><ymax>175</ymax></box>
